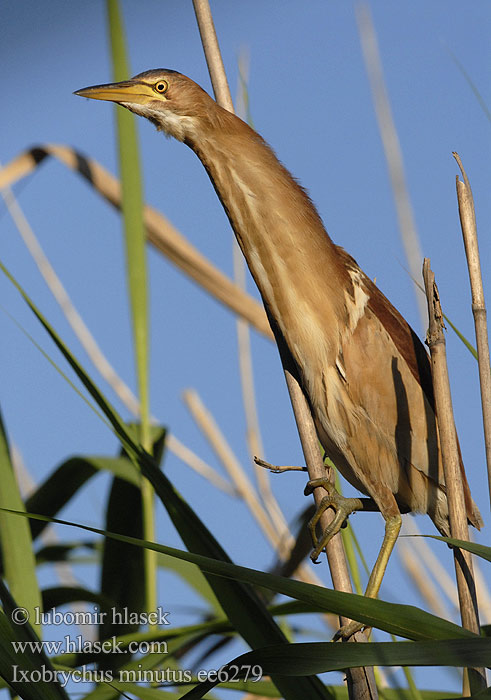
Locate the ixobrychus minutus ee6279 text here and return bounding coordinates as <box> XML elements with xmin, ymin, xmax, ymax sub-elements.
<box><xmin>76</xmin><ymin>70</ymin><xmax>482</xmax><ymax>636</ymax></box>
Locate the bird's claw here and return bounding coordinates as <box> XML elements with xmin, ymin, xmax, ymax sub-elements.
<box><xmin>305</xmin><ymin>477</ymin><xmax>363</xmax><ymax>559</ymax></box>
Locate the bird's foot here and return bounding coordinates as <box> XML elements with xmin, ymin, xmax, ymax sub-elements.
<box><xmin>333</xmin><ymin>620</ymin><xmax>368</xmax><ymax>641</ymax></box>
<box><xmin>304</xmin><ymin>478</ymin><xmax>363</xmax><ymax>563</ymax></box>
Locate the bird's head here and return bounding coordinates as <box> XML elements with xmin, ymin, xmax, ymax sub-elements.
<box><xmin>75</xmin><ymin>69</ymin><xmax>218</xmax><ymax>142</ymax></box>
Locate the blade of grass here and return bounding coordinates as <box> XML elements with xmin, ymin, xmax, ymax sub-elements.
<box><xmin>422</xmin><ymin>536</ymin><xmax>491</xmax><ymax>563</ymax></box>
<box><xmin>0</xmin><ymin>580</ymin><xmax>69</xmax><ymax>700</ymax></box>
<box><xmin>2</xmin><ymin>509</ymin><xmax>475</xmax><ymax>642</ymax></box>
<box><xmin>0</xmin><ymin>410</ymin><xmax>42</xmax><ymax>637</ymax></box>
<box><xmin>106</xmin><ymin>0</ymin><xmax>149</xmax><ymax>443</ymax></box>
<box><xmin>98</xmin><ymin>428</ymin><xmax>165</xmax><ymax>667</ymax></box>
<box><xmin>179</xmin><ymin>638</ymin><xmax>491</xmax><ymax>700</ymax></box>
<box><xmin>0</xmin><ymin>264</ymin><xmax>326</xmax><ymax>700</ymax></box>
<box><xmin>106</xmin><ymin>0</ymin><xmax>156</xmax><ymax>624</ymax></box>
<box><xmin>27</xmin><ymin>456</ymin><xmax>140</xmax><ymax>540</ymax></box>
<box><xmin>0</xmin><ymin>259</ymin><xmax>143</xmax><ymax>460</ymax></box>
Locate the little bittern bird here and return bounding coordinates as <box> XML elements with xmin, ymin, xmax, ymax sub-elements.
<box><xmin>76</xmin><ymin>70</ymin><xmax>482</xmax><ymax>636</ymax></box>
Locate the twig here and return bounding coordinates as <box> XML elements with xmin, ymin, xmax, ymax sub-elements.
<box><xmin>192</xmin><ymin>0</ymin><xmax>234</xmax><ymax>113</ymax></box>
<box><xmin>422</xmin><ymin>258</ymin><xmax>485</xmax><ymax>694</ymax></box>
<box><xmin>193</xmin><ymin>3</ymin><xmax>377</xmax><ymax>698</ymax></box>
<box><xmin>283</xmin><ymin>370</ymin><xmax>377</xmax><ymax>700</ymax></box>
<box><xmin>453</xmin><ymin>152</ymin><xmax>491</xmax><ymax>511</ymax></box>
<box><xmin>254</xmin><ymin>457</ymin><xmax>306</xmax><ymax>473</ymax></box>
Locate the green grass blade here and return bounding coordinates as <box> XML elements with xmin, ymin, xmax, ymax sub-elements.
<box><xmin>0</xmin><ymin>410</ymin><xmax>42</xmax><ymax>637</ymax></box>
<box><xmin>99</xmin><ymin>476</ymin><xmax>146</xmax><ymax>658</ymax></box>
<box><xmin>2</xmin><ymin>509</ymin><xmax>473</xmax><ymax>643</ymax></box>
<box><xmin>422</xmin><ymin>535</ymin><xmax>491</xmax><ymax>562</ymax></box>
<box><xmin>51</xmin><ymin>617</ymin><xmax>231</xmax><ymax>669</ymax></box>
<box><xmin>42</xmin><ymin>586</ymin><xmax>112</xmax><ymax>612</ymax></box>
<box><xmin>443</xmin><ymin>314</ymin><xmax>478</xmax><ymax>359</ymax></box>
<box><xmin>0</xmin><ymin>258</ymin><xmax>325</xmax><ymax>697</ymax></box>
<box><xmin>106</xmin><ymin>0</ymin><xmax>155</xmax><ymax>624</ymax></box>
<box><xmin>179</xmin><ymin>639</ymin><xmax>491</xmax><ymax>699</ymax></box>
<box><xmin>98</xmin><ymin>427</ymin><xmax>166</xmax><ymax>660</ymax></box>
<box><xmin>0</xmin><ymin>258</ymin><xmax>143</xmax><ymax>461</ymax></box>
<box><xmin>447</xmin><ymin>48</ymin><xmax>491</xmax><ymax>126</ymax></box>
<box><xmin>106</xmin><ymin>0</ymin><xmax>150</xmax><ymax>442</ymax></box>
<box><xmin>27</xmin><ymin>456</ymin><xmax>139</xmax><ymax>540</ymax></box>
<box><xmin>35</xmin><ymin>542</ymin><xmax>96</xmax><ymax>566</ymax></box>
<box><xmin>0</xmin><ymin>580</ymin><xmax>69</xmax><ymax>700</ymax></box>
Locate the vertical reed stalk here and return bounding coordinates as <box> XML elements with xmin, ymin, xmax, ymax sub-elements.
<box><xmin>192</xmin><ymin>1</ymin><xmax>377</xmax><ymax>697</ymax></box>
<box><xmin>356</xmin><ymin>3</ymin><xmax>426</xmax><ymax>328</ymax></box>
<box><xmin>453</xmin><ymin>153</ymin><xmax>491</xmax><ymax>511</ymax></box>
<box><xmin>422</xmin><ymin>258</ymin><xmax>485</xmax><ymax>694</ymax></box>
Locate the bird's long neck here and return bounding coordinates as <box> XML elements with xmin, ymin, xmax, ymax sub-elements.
<box><xmin>186</xmin><ymin>115</ymin><xmax>350</xmax><ymax>358</ymax></box>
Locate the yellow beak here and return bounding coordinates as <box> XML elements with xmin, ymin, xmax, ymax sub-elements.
<box><xmin>74</xmin><ymin>80</ymin><xmax>155</xmax><ymax>105</ymax></box>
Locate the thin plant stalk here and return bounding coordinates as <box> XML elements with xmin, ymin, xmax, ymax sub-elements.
<box><xmin>182</xmin><ymin>390</ymin><xmax>369</xmax><ymax>625</ymax></box>
<box><xmin>182</xmin><ymin>389</ymin><xmax>287</xmax><ymax>549</ymax></box>
<box><xmin>192</xmin><ymin>2</ymin><xmax>377</xmax><ymax>697</ymax></box>
<box><xmin>422</xmin><ymin>258</ymin><xmax>485</xmax><ymax>694</ymax></box>
<box><xmin>2</xmin><ymin>177</ymin><xmax>237</xmax><ymax>500</ymax></box>
<box><xmin>453</xmin><ymin>152</ymin><xmax>491</xmax><ymax>511</ymax></box>
<box><xmin>0</xmin><ymin>411</ymin><xmax>42</xmax><ymax>638</ymax></box>
<box><xmin>0</xmin><ymin>176</ymin><xmax>141</xmax><ymax>416</ymax></box>
<box><xmin>398</xmin><ymin>542</ymin><xmax>452</xmax><ymax>620</ymax></box>
<box><xmin>106</xmin><ymin>0</ymin><xmax>155</xmax><ymax>623</ymax></box>
<box><xmin>234</xmin><ymin>52</ymin><xmax>290</xmax><ymax>536</ymax></box>
<box><xmin>356</xmin><ymin>3</ymin><xmax>426</xmax><ymax>328</ymax></box>
<box><xmin>0</xmin><ymin>146</ymin><xmax>273</xmax><ymax>339</ymax></box>
<box><xmin>403</xmin><ymin>519</ymin><xmax>459</xmax><ymax>610</ymax></box>
<box><xmin>183</xmin><ymin>388</ymin><xmax>323</xmax><ymax>588</ymax></box>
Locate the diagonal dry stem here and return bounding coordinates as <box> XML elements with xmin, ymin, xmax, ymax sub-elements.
<box><xmin>165</xmin><ymin>433</ymin><xmax>235</xmax><ymax>496</ymax></box>
<box><xmin>398</xmin><ymin>540</ymin><xmax>452</xmax><ymax>620</ymax></box>
<box><xmin>1</xmin><ymin>176</ymin><xmax>232</xmax><ymax>495</ymax></box>
<box><xmin>181</xmin><ymin>389</ymin><xmax>349</xmax><ymax>614</ymax></box>
<box><xmin>0</xmin><ymin>146</ymin><xmax>272</xmax><ymax>338</ymax></box>
<box><xmin>1</xmin><ymin>175</ymin><xmax>141</xmax><ymax>415</ymax></box>
<box><xmin>182</xmin><ymin>389</ymin><xmax>293</xmax><ymax>555</ymax></box>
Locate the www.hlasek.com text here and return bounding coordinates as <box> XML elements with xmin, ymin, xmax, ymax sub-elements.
<box><xmin>12</xmin><ymin>635</ymin><xmax>168</xmax><ymax>656</ymax></box>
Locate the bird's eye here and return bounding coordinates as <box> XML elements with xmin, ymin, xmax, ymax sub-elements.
<box><xmin>154</xmin><ymin>81</ymin><xmax>168</xmax><ymax>94</ymax></box>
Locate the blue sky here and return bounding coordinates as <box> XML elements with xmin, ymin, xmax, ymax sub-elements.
<box><xmin>1</xmin><ymin>1</ymin><xmax>490</xmax><ymax>693</ymax></box>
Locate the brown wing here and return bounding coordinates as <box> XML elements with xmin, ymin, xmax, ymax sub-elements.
<box><xmin>336</xmin><ymin>246</ymin><xmax>482</xmax><ymax>530</ymax></box>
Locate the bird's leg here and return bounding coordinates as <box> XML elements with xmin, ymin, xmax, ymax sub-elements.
<box><xmin>304</xmin><ymin>477</ymin><xmax>364</xmax><ymax>563</ymax></box>
<box><xmin>334</xmin><ymin>511</ymin><xmax>402</xmax><ymax>640</ymax></box>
